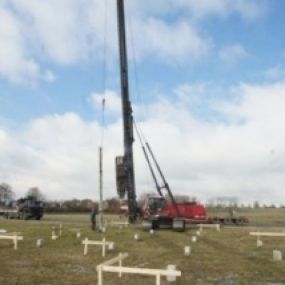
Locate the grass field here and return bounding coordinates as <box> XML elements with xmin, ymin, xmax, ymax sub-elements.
<box><xmin>0</xmin><ymin>209</ymin><xmax>285</xmax><ymax>285</ymax></box>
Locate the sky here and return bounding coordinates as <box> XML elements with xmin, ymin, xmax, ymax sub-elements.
<box><xmin>0</xmin><ymin>0</ymin><xmax>285</xmax><ymax>205</ymax></box>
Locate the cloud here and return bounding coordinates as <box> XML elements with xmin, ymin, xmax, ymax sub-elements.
<box><xmin>219</xmin><ymin>44</ymin><xmax>249</xmax><ymax>65</ymax></box>
<box><xmin>0</xmin><ymin>0</ymin><xmax>108</xmax><ymax>83</ymax></box>
<box><xmin>174</xmin><ymin>0</ymin><xmax>266</xmax><ymax>20</ymax></box>
<box><xmin>133</xmin><ymin>18</ymin><xmax>211</xmax><ymax>62</ymax></box>
<box><xmin>42</xmin><ymin>70</ymin><xmax>56</xmax><ymax>83</ymax></box>
<box><xmin>9</xmin><ymin>0</ymin><xmax>92</xmax><ymax>65</ymax></box>
<box><xmin>174</xmin><ymin>83</ymin><xmax>207</xmax><ymax>106</ymax></box>
<box><xmin>233</xmin><ymin>0</ymin><xmax>266</xmax><ymax>21</ymax></box>
<box><xmin>1</xmin><ymin>81</ymin><xmax>285</xmax><ymax>204</ymax></box>
<box><xmin>136</xmin><ymin>81</ymin><xmax>285</xmax><ymax>204</ymax></box>
<box><xmin>0</xmin><ymin>0</ymin><xmax>266</xmax><ymax>84</ymax></box>
<box><xmin>88</xmin><ymin>90</ymin><xmax>122</xmax><ymax>117</ymax></box>
<box><xmin>129</xmin><ymin>0</ymin><xmax>266</xmax><ymax>21</ymax></box>
<box><xmin>0</xmin><ymin>113</ymin><xmax>104</xmax><ymax>199</ymax></box>
<box><xmin>0</xmin><ymin>6</ymin><xmax>51</xmax><ymax>84</ymax></box>
<box><xmin>265</xmin><ymin>65</ymin><xmax>285</xmax><ymax>80</ymax></box>
<box><xmin>216</xmin><ymin>82</ymin><xmax>285</xmax><ymax>124</ymax></box>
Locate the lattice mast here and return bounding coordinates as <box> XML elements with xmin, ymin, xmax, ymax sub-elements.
<box><xmin>116</xmin><ymin>0</ymin><xmax>137</xmax><ymax>223</ymax></box>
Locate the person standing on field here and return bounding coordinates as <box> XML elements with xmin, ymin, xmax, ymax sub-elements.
<box><xmin>91</xmin><ymin>202</ymin><xmax>98</xmax><ymax>231</ymax></box>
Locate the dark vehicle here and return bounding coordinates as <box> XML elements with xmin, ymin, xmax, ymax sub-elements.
<box><xmin>0</xmin><ymin>196</ymin><xmax>44</xmax><ymax>220</ymax></box>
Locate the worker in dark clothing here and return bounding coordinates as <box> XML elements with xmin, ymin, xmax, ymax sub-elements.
<box><xmin>91</xmin><ymin>203</ymin><xmax>98</xmax><ymax>231</ymax></box>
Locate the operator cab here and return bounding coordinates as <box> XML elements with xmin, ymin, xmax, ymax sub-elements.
<box><xmin>143</xmin><ymin>195</ymin><xmax>167</xmax><ymax>217</ymax></box>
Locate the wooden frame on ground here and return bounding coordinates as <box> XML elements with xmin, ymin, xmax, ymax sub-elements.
<box><xmin>0</xmin><ymin>233</ymin><xmax>23</xmax><ymax>250</ymax></box>
<box><xmin>250</xmin><ymin>232</ymin><xmax>285</xmax><ymax>240</ymax></box>
<box><xmin>198</xmin><ymin>224</ymin><xmax>220</xmax><ymax>231</ymax></box>
<box><xmin>82</xmin><ymin>237</ymin><xmax>114</xmax><ymax>257</ymax></box>
<box><xmin>96</xmin><ymin>253</ymin><xmax>182</xmax><ymax>285</ymax></box>
<box><xmin>108</xmin><ymin>221</ymin><xmax>129</xmax><ymax>227</ymax></box>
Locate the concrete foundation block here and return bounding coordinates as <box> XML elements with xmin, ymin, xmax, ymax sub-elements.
<box><xmin>166</xmin><ymin>265</ymin><xmax>177</xmax><ymax>282</ymax></box>
<box><xmin>184</xmin><ymin>246</ymin><xmax>191</xmax><ymax>256</ymax></box>
<box><xmin>273</xmin><ymin>250</ymin><xmax>282</xmax><ymax>261</ymax></box>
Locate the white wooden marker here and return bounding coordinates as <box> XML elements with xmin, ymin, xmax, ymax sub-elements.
<box><xmin>166</xmin><ymin>265</ymin><xmax>177</xmax><ymax>282</ymax></box>
<box><xmin>250</xmin><ymin>232</ymin><xmax>285</xmax><ymax>238</ymax></box>
<box><xmin>36</xmin><ymin>238</ymin><xmax>43</xmax><ymax>248</ymax></box>
<box><xmin>59</xmin><ymin>224</ymin><xmax>63</xmax><ymax>237</ymax></box>
<box><xmin>257</xmin><ymin>239</ymin><xmax>263</xmax><ymax>248</ymax></box>
<box><xmin>110</xmin><ymin>221</ymin><xmax>129</xmax><ymax>227</ymax></box>
<box><xmin>96</xmin><ymin>253</ymin><xmax>181</xmax><ymax>285</ymax></box>
<box><xmin>273</xmin><ymin>250</ymin><xmax>282</xmax><ymax>261</ymax></box>
<box><xmin>107</xmin><ymin>242</ymin><xmax>115</xmax><ymax>251</ymax></box>
<box><xmin>82</xmin><ymin>237</ymin><xmax>114</xmax><ymax>257</ymax></box>
<box><xmin>51</xmin><ymin>228</ymin><xmax>58</xmax><ymax>240</ymax></box>
<box><xmin>192</xmin><ymin>236</ymin><xmax>197</xmax><ymax>243</ymax></box>
<box><xmin>199</xmin><ymin>224</ymin><xmax>220</xmax><ymax>231</ymax></box>
<box><xmin>0</xmin><ymin>233</ymin><xmax>23</xmax><ymax>250</ymax></box>
<box><xmin>184</xmin><ymin>246</ymin><xmax>191</xmax><ymax>256</ymax></box>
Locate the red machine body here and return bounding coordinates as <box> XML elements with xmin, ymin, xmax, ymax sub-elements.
<box><xmin>141</xmin><ymin>195</ymin><xmax>248</xmax><ymax>230</ymax></box>
<box><xmin>160</xmin><ymin>202</ymin><xmax>207</xmax><ymax>221</ymax></box>
<box><xmin>142</xmin><ymin>195</ymin><xmax>207</xmax><ymax>224</ymax></box>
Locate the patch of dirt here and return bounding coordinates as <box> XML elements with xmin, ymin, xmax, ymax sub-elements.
<box><xmin>65</xmin><ymin>264</ymin><xmax>89</xmax><ymax>274</ymax></box>
<box><xmin>11</xmin><ymin>260</ymin><xmax>32</xmax><ymax>267</ymax></box>
<box><xmin>214</xmin><ymin>274</ymin><xmax>239</xmax><ymax>285</ymax></box>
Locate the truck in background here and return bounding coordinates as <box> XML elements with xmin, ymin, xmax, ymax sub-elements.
<box><xmin>0</xmin><ymin>196</ymin><xmax>44</xmax><ymax>220</ymax></box>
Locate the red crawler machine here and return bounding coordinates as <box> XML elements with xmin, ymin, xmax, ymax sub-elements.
<box><xmin>141</xmin><ymin>194</ymin><xmax>207</xmax><ymax>231</ymax></box>
<box><xmin>114</xmin><ymin>0</ymin><xmax>248</xmax><ymax>229</ymax></box>
<box><xmin>133</xmin><ymin>142</ymin><xmax>209</xmax><ymax>231</ymax></box>
<box><xmin>116</xmin><ymin>140</ymin><xmax>249</xmax><ymax>231</ymax></box>
<box><xmin>141</xmin><ymin>194</ymin><xmax>248</xmax><ymax>231</ymax></box>
<box><xmin>137</xmin><ymin>142</ymin><xmax>248</xmax><ymax>231</ymax></box>
<box><xmin>142</xmin><ymin>195</ymin><xmax>207</xmax><ymax>222</ymax></box>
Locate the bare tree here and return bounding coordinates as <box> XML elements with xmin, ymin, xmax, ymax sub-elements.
<box><xmin>253</xmin><ymin>201</ymin><xmax>260</xmax><ymax>208</ymax></box>
<box><xmin>0</xmin><ymin>182</ymin><xmax>15</xmax><ymax>205</ymax></box>
<box><xmin>26</xmin><ymin>187</ymin><xmax>45</xmax><ymax>200</ymax></box>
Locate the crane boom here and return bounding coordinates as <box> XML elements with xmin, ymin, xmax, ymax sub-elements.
<box><xmin>141</xmin><ymin>145</ymin><xmax>163</xmax><ymax>197</ymax></box>
<box><xmin>145</xmin><ymin>142</ymin><xmax>181</xmax><ymax>217</ymax></box>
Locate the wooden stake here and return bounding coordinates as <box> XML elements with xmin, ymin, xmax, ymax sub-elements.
<box><xmin>156</xmin><ymin>273</ymin><xmax>161</xmax><ymax>285</ymax></box>
<box><xmin>119</xmin><ymin>253</ymin><xmax>122</xmax><ymax>278</ymax></box>
<box><xmin>102</xmin><ymin>238</ymin><xmax>106</xmax><ymax>257</ymax></box>
<box><xmin>14</xmin><ymin>233</ymin><xmax>18</xmax><ymax>250</ymax></box>
<box><xmin>59</xmin><ymin>224</ymin><xmax>63</xmax><ymax>237</ymax></box>
<box><xmin>84</xmin><ymin>238</ymin><xmax>88</xmax><ymax>255</ymax></box>
<box><xmin>97</xmin><ymin>265</ymin><xmax>103</xmax><ymax>285</ymax></box>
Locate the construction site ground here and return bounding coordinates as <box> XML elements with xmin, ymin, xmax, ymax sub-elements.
<box><xmin>0</xmin><ymin>208</ymin><xmax>284</xmax><ymax>285</ymax></box>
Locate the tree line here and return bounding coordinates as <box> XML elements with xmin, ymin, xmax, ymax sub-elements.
<box><xmin>1</xmin><ymin>182</ymin><xmax>284</xmax><ymax>213</ymax></box>
<box><xmin>0</xmin><ymin>182</ymin><xmax>45</xmax><ymax>206</ymax></box>
<box><xmin>0</xmin><ymin>182</ymin><xmax>121</xmax><ymax>213</ymax></box>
